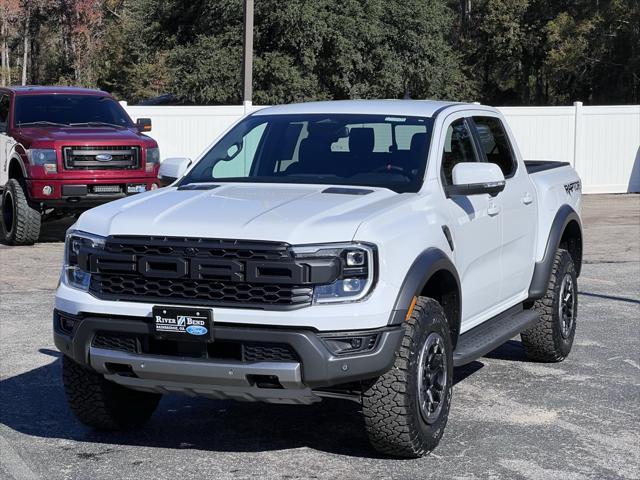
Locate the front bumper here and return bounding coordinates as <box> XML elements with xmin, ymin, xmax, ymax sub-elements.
<box><xmin>53</xmin><ymin>310</ymin><xmax>403</xmax><ymax>404</ymax></box>
<box><xmin>28</xmin><ymin>178</ymin><xmax>158</xmax><ymax>207</ymax></box>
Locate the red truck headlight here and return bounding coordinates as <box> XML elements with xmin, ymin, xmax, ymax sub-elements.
<box><xmin>27</xmin><ymin>149</ymin><xmax>57</xmax><ymax>173</ymax></box>
<box><xmin>146</xmin><ymin>147</ymin><xmax>160</xmax><ymax>172</ymax></box>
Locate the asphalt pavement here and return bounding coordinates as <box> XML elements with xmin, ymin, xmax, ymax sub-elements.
<box><xmin>0</xmin><ymin>194</ymin><xmax>638</xmax><ymax>480</ymax></box>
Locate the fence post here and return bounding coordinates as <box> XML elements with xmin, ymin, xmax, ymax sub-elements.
<box><xmin>573</xmin><ymin>101</ymin><xmax>583</xmax><ymax>169</ymax></box>
<box><xmin>243</xmin><ymin>100</ymin><xmax>252</xmax><ymax>115</ymax></box>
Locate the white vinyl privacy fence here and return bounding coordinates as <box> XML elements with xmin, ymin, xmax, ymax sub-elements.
<box><xmin>123</xmin><ymin>102</ymin><xmax>640</xmax><ymax>194</ymax></box>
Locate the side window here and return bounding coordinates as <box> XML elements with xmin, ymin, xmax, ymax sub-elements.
<box><xmin>212</xmin><ymin>122</ymin><xmax>267</xmax><ymax>178</ymax></box>
<box><xmin>0</xmin><ymin>95</ymin><xmax>9</xmax><ymax>133</ymax></box>
<box><xmin>473</xmin><ymin>116</ymin><xmax>516</xmax><ymax>177</ymax></box>
<box><xmin>441</xmin><ymin>118</ymin><xmax>477</xmax><ymax>185</ymax></box>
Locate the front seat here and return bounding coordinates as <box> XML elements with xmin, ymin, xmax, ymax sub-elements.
<box><xmin>406</xmin><ymin>132</ymin><xmax>429</xmax><ymax>176</ymax></box>
<box><xmin>348</xmin><ymin>128</ymin><xmax>376</xmax><ymax>173</ymax></box>
<box><xmin>286</xmin><ymin>136</ymin><xmax>332</xmax><ymax>174</ymax></box>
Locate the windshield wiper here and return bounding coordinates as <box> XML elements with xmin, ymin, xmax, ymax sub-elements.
<box><xmin>18</xmin><ymin>121</ymin><xmax>68</xmax><ymax>127</ymax></box>
<box><xmin>69</xmin><ymin>121</ymin><xmax>126</xmax><ymax>129</ymax></box>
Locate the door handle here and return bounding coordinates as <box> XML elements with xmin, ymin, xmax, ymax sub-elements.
<box><xmin>487</xmin><ymin>203</ymin><xmax>501</xmax><ymax>216</ymax></box>
<box><xmin>522</xmin><ymin>192</ymin><xmax>533</xmax><ymax>205</ymax></box>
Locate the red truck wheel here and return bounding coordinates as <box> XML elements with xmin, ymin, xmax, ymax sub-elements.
<box><xmin>1</xmin><ymin>179</ymin><xmax>41</xmax><ymax>246</ymax></box>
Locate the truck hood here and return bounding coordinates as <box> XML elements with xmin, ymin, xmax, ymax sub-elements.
<box><xmin>13</xmin><ymin>126</ymin><xmax>151</xmax><ymax>145</ymax></box>
<box><xmin>75</xmin><ymin>183</ymin><xmax>405</xmax><ymax>244</ymax></box>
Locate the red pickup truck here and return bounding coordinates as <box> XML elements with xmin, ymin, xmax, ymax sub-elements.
<box><xmin>0</xmin><ymin>86</ymin><xmax>161</xmax><ymax>245</ymax></box>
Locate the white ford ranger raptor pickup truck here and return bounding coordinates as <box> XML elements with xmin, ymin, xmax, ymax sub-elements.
<box><xmin>54</xmin><ymin>100</ymin><xmax>583</xmax><ymax>457</ymax></box>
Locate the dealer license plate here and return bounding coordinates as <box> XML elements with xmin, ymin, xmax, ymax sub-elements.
<box><xmin>152</xmin><ymin>306</ymin><xmax>213</xmax><ymax>342</ymax></box>
<box><xmin>127</xmin><ymin>184</ymin><xmax>147</xmax><ymax>194</ymax></box>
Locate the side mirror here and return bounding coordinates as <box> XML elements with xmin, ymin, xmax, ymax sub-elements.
<box><xmin>136</xmin><ymin>118</ymin><xmax>152</xmax><ymax>132</ymax></box>
<box><xmin>445</xmin><ymin>162</ymin><xmax>506</xmax><ymax>197</ymax></box>
<box><xmin>158</xmin><ymin>157</ymin><xmax>191</xmax><ymax>187</ymax></box>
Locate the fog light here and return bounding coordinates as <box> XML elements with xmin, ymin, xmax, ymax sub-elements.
<box><xmin>342</xmin><ymin>278</ymin><xmax>363</xmax><ymax>292</ymax></box>
<box><xmin>42</xmin><ymin>185</ymin><xmax>53</xmax><ymax>196</ymax></box>
<box><xmin>320</xmin><ymin>333</ymin><xmax>379</xmax><ymax>355</ymax></box>
<box><xmin>59</xmin><ymin>315</ymin><xmax>76</xmax><ymax>334</ymax></box>
<box><xmin>150</xmin><ymin>183</ymin><xmax>159</xmax><ymax>190</ymax></box>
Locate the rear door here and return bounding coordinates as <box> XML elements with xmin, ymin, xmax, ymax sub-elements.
<box><xmin>0</xmin><ymin>94</ymin><xmax>11</xmax><ymax>186</ymax></box>
<box><xmin>471</xmin><ymin>115</ymin><xmax>537</xmax><ymax>303</ymax></box>
<box><xmin>439</xmin><ymin>114</ymin><xmax>503</xmax><ymax>330</ymax></box>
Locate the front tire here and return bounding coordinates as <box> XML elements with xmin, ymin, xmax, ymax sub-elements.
<box><xmin>362</xmin><ymin>297</ymin><xmax>453</xmax><ymax>458</ymax></box>
<box><xmin>62</xmin><ymin>356</ymin><xmax>161</xmax><ymax>430</ymax></box>
<box><xmin>1</xmin><ymin>178</ymin><xmax>41</xmax><ymax>245</ymax></box>
<box><xmin>521</xmin><ymin>248</ymin><xmax>577</xmax><ymax>362</ymax></box>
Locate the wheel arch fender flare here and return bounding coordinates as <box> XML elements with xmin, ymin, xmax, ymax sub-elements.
<box><xmin>388</xmin><ymin>248</ymin><xmax>462</xmax><ymax>345</ymax></box>
<box><xmin>528</xmin><ymin>204</ymin><xmax>583</xmax><ymax>300</ymax></box>
<box><xmin>8</xmin><ymin>151</ymin><xmax>28</xmax><ymax>179</ymax></box>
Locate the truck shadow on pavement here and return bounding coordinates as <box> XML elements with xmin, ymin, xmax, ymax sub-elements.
<box><xmin>0</xmin><ymin>348</ymin><xmax>492</xmax><ymax>459</ymax></box>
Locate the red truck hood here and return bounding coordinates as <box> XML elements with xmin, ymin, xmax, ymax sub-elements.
<box><xmin>14</xmin><ymin>126</ymin><xmax>153</xmax><ymax>145</ymax></box>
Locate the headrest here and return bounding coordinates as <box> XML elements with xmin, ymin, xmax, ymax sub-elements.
<box><xmin>410</xmin><ymin>132</ymin><xmax>428</xmax><ymax>153</ymax></box>
<box><xmin>298</xmin><ymin>136</ymin><xmax>329</xmax><ymax>164</ymax></box>
<box><xmin>349</xmin><ymin>128</ymin><xmax>375</xmax><ymax>155</ymax></box>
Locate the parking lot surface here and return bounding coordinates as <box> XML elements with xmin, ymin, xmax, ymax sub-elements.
<box><xmin>1</xmin><ymin>194</ymin><xmax>639</xmax><ymax>480</ymax></box>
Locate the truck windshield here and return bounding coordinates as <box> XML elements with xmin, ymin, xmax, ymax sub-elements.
<box><xmin>14</xmin><ymin>94</ymin><xmax>133</xmax><ymax>128</ymax></box>
<box><xmin>182</xmin><ymin>113</ymin><xmax>434</xmax><ymax>193</ymax></box>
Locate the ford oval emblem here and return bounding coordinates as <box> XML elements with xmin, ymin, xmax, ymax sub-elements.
<box><xmin>186</xmin><ymin>325</ymin><xmax>208</xmax><ymax>336</ymax></box>
<box><xmin>95</xmin><ymin>154</ymin><xmax>113</xmax><ymax>162</ymax></box>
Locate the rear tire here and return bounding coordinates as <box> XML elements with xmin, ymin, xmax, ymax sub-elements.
<box><xmin>362</xmin><ymin>297</ymin><xmax>453</xmax><ymax>458</ymax></box>
<box><xmin>1</xmin><ymin>178</ymin><xmax>41</xmax><ymax>245</ymax></box>
<box><xmin>62</xmin><ymin>356</ymin><xmax>161</xmax><ymax>430</ymax></box>
<box><xmin>521</xmin><ymin>249</ymin><xmax>577</xmax><ymax>362</ymax></box>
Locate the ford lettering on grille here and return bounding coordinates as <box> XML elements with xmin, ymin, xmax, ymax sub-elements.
<box><xmin>77</xmin><ymin>237</ymin><xmax>341</xmax><ymax>309</ymax></box>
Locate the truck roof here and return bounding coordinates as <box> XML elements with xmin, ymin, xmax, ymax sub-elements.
<box><xmin>2</xmin><ymin>85</ymin><xmax>112</xmax><ymax>96</ymax></box>
<box><xmin>253</xmin><ymin>99</ymin><xmax>465</xmax><ymax>118</ymax></box>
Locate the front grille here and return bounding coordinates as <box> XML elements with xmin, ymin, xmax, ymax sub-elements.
<box><xmin>91</xmin><ymin>332</ymin><xmax>298</xmax><ymax>362</ymax></box>
<box><xmin>93</xmin><ymin>333</ymin><xmax>138</xmax><ymax>353</ymax></box>
<box><xmin>243</xmin><ymin>343</ymin><xmax>298</xmax><ymax>362</ymax></box>
<box><xmin>107</xmin><ymin>236</ymin><xmax>290</xmax><ymax>260</ymax></box>
<box><xmin>86</xmin><ymin>236</ymin><xmax>325</xmax><ymax>309</ymax></box>
<box><xmin>92</xmin><ymin>275</ymin><xmax>313</xmax><ymax>307</ymax></box>
<box><xmin>63</xmin><ymin>146</ymin><xmax>140</xmax><ymax>170</ymax></box>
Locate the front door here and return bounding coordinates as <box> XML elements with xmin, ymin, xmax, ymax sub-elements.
<box><xmin>471</xmin><ymin>115</ymin><xmax>537</xmax><ymax>303</ymax></box>
<box><xmin>439</xmin><ymin>115</ymin><xmax>503</xmax><ymax>331</ymax></box>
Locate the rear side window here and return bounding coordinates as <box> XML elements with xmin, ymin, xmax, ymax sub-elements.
<box><xmin>0</xmin><ymin>95</ymin><xmax>9</xmax><ymax>132</ymax></box>
<box><xmin>473</xmin><ymin>116</ymin><xmax>517</xmax><ymax>177</ymax></box>
<box><xmin>441</xmin><ymin>118</ymin><xmax>478</xmax><ymax>185</ymax></box>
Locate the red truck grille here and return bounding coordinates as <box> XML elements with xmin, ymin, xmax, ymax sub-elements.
<box><xmin>63</xmin><ymin>146</ymin><xmax>140</xmax><ymax>170</ymax></box>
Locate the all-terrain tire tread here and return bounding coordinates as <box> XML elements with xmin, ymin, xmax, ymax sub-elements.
<box><xmin>2</xmin><ymin>178</ymin><xmax>41</xmax><ymax>245</ymax></box>
<box><xmin>62</xmin><ymin>356</ymin><xmax>160</xmax><ymax>430</ymax></box>
<box><xmin>521</xmin><ymin>248</ymin><xmax>575</xmax><ymax>362</ymax></box>
<box><xmin>362</xmin><ymin>298</ymin><xmax>450</xmax><ymax>458</ymax></box>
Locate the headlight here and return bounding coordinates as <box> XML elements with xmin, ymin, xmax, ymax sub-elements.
<box><xmin>292</xmin><ymin>242</ymin><xmax>376</xmax><ymax>304</ymax></box>
<box><xmin>63</xmin><ymin>230</ymin><xmax>106</xmax><ymax>291</ymax></box>
<box><xmin>146</xmin><ymin>147</ymin><xmax>160</xmax><ymax>172</ymax></box>
<box><xmin>27</xmin><ymin>149</ymin><xmax>57</xmax><ymax>173</ymax></box>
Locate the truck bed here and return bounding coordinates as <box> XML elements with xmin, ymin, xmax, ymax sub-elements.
<box><xmin>525</xmin><ymin>160</ymin><xmax>570</xmax><ymax>174</ymax></box>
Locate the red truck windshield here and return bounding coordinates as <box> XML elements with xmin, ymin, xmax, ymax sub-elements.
<box><xmin>14</xmin><ymin>94</ymin><xmax>133</xmax><ymax>128</ymax></box>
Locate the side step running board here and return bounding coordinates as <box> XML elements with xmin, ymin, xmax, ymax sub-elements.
<box><xmin>453</xmin><ymin>305</ymin><xmax>539</xmax><ymax>367</ymax></box>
